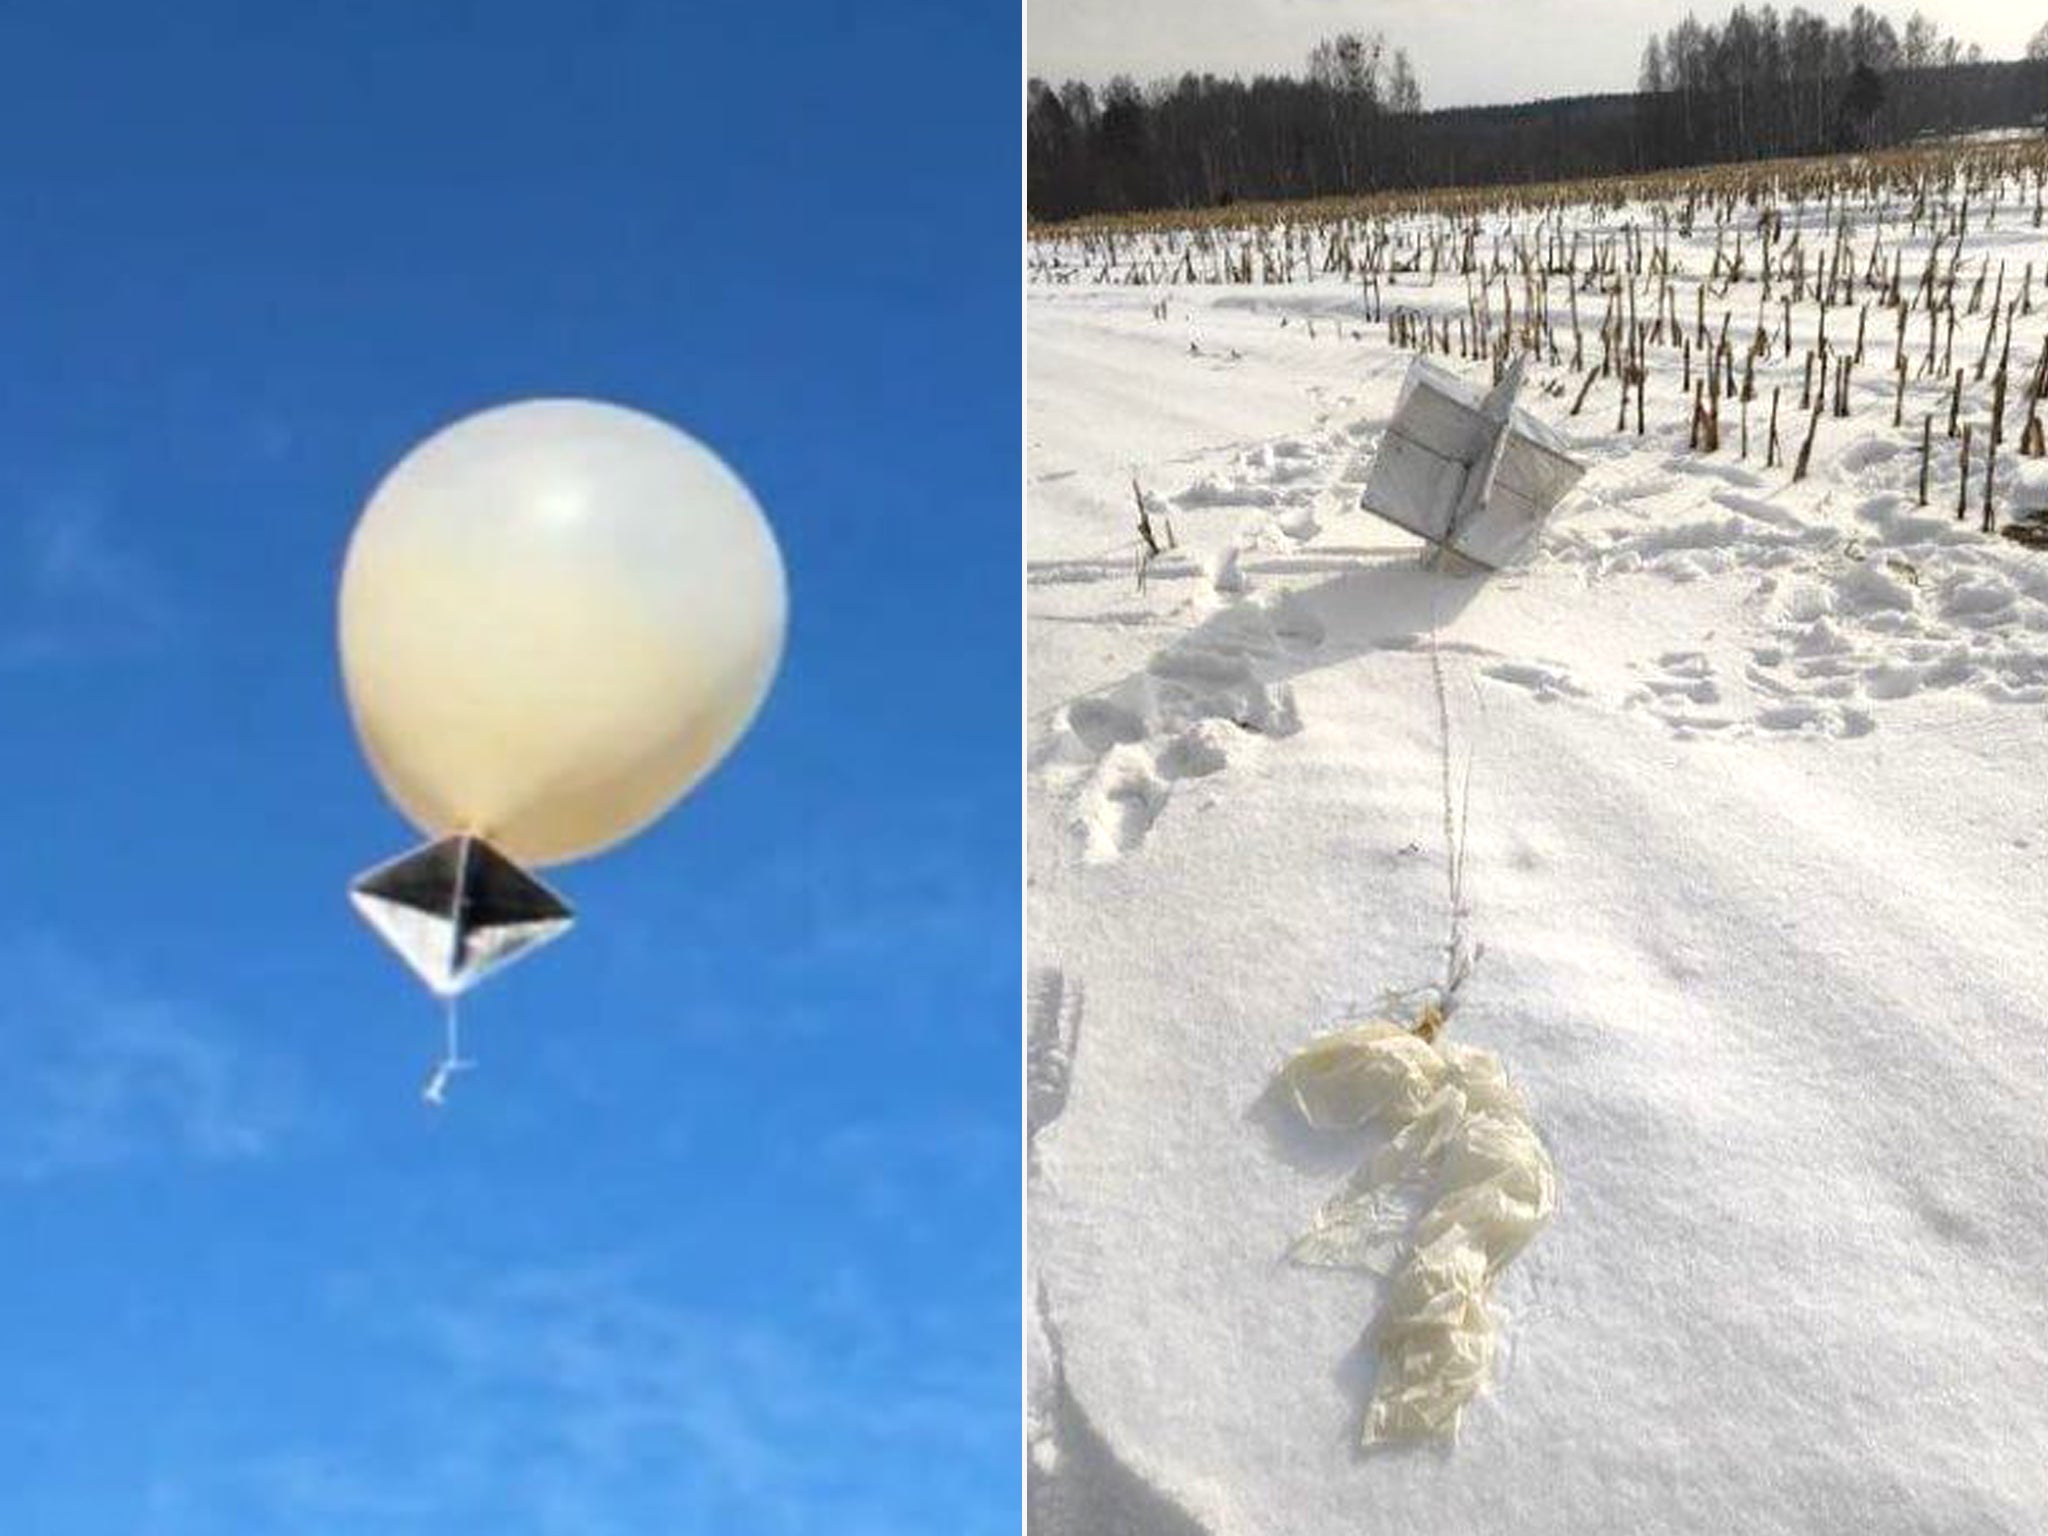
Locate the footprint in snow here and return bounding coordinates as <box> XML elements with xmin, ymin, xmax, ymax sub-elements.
<box><xmin>1628</xmin><ymin>650</ymin><xmax>1734</xmax><ymax>736</ymax></box>
<box><xmin>1075</xmin><ymin>746</ymin><xmax>1168</xmax><ymax>863</ymax></box>
<box><xmin>1057</xmin><ymin>605</ymin><xmax>1307</xmax><ymax>863</ymax></box>
<box><xmin>1481</xmin><ymin>659</ymin><xmax>1586</xmax><ymax>703</ymax></box>
<box><xmin>1757</xmin><ymin>700</ymin><xmax>1876</xmax><ymax>738</ymax></box>
<box><xmin>1028</xmin><ymin>966</ymin><xmax>1084</xmax><ymax>1137</ymax></box>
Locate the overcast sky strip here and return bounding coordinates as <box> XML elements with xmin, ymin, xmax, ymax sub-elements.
<box><xmin>1028</xmin><ymin>0</ymin><xmax>2029</xmax><ymax>110</ymax></box>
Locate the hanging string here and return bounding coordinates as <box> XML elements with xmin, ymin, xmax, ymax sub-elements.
<box><xmin>422</xmin><ymin>992</ymin><xmax>474</xmax><ymax>1107</ymax></box>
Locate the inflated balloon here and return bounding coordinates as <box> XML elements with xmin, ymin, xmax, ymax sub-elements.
<box><xmin>338</xmin><ymin>398</ymin><xmax>787</xmax><ymax>1101</ymax></box>
<box><xmin>341</xmin><ymin>398</ymin><xmax>786</xmax><ymax>866</ymax></box>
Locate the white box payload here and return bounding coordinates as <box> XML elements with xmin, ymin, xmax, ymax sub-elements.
<box><xmin>1361</xmin><ymin>355</ymin><xmax>1585</xmax><ymax>570</ymax></box>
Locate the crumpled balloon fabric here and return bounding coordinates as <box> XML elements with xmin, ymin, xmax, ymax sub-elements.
<box><xmin>1276</xmin><ymin>1019</ymin><xmax>1556</xmax><ymax>1446</ymax></box>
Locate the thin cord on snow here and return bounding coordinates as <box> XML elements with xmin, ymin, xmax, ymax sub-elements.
<box><xmin>1428</xmin><ymin>615</ymin><xmax>1479</xmax><ymax>1021</ymax></box>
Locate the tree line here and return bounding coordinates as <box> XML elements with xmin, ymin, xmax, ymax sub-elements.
<box><xmin>1637</xmin><ymin>4</ymin><xmax>1990</xmax><ymax>164</ymax></box>
<box><xmin>1028</xmin><ymin>6</ymin><xmax>2048</xmax><ymax>222</ymax></box>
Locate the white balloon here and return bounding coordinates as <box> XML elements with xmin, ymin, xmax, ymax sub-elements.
<box><xmin>338</xmin><ymin>398</ymin><xmax>786</xmax><ymax>867</ymax></box>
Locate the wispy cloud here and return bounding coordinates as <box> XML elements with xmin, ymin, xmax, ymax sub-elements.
<box><xmin>0</xmin><ymin>936</ymin><xmax>292</xmax><ymax>1179</ymax></box>
<box><xmin>1</xmin><ymin>483</ymin><xmax>176</xmax><ymax>669</ymax></box>
<box><xmin>813</xmin><ymin>1113</ymin><xmax>1013</xmax><ymax>1239</ymax></box>
<box><xmin>156</xmin><ymin>1257</ymin><xmax>1010</xmax><ymax>1535</ymax></box>
<box><xmin>598</xmin><ymin>791</ymin><xmax>1013</xmax><ymax>1044</ymax></box>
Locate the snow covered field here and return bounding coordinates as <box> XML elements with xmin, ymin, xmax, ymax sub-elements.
<box><xmin>1027</xmin><ymin>152</ymin><xmax>2048</xmax><ymax>1535</ymax></box>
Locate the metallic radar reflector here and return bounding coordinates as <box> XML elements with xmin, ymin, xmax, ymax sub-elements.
<box><xmin>349</xmin><ymin>834</ymin><xmax>574</xmax><ymax>998</ymax></box>
<box><xmin>1361</xmin><ymin>354</ymin><xmax>1586</xmax><ymax>570</ymax></box>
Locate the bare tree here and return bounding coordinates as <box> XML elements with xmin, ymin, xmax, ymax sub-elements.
<box><xmin>1388</xmin><ymin>49</ymin><xmax>1422</xmax><ymax>115</ymax></box>
<box><xmin>1902</xmin><ymin>11</ymin><xmax>1940</xmax><ymax>66</ymax></box>
<box><xmin>1640</xmin><ymin>37</ymin><xmax>1667</xmax><ymax>93</ymax></box>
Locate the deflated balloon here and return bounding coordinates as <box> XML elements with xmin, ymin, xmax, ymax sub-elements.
<box><xmin>338</xmin><ymin>398</ymin><xmax>786</xmax><ymax>867</ymax></box>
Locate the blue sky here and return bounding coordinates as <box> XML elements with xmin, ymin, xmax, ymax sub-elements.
<box><xmin>0</xmin><ymin>3</ymin><xmax>1016</xmax><ymax>1531</ymax></box>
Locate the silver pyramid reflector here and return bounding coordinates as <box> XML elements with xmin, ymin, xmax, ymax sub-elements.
<box><xmin>349</xmin><ymin>834</ymin><xmax>573</xmax><ymax>997</ymax></box>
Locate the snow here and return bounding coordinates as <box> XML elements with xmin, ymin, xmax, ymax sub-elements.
<box><xmin>1029</xmin><ymin>175</ymin><xmax>2048</xmax><ymax>1534</ymax></box>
